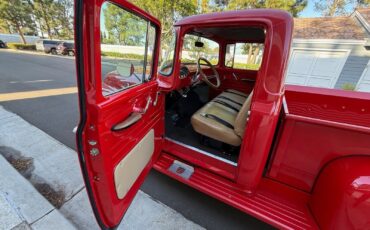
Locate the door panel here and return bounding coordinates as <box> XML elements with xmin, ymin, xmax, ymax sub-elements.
<box><xmin>211</xmin><ymin>67</ymin><xmax>256</xmax><ymax>97</ymax></box>
<box><xmin>75</xmin><ymin>0</ymin><xmax>163</xmax><ymax>229</ymax></box>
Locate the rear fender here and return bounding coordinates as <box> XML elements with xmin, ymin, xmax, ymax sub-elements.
<box><xmin>309</xmin><ymin>156</ymin><xmax>370</xmax><ymax>230</ymax></box>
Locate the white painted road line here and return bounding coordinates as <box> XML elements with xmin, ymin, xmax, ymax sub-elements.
<box><xmin>0</xmin><ymin>106</ymin><xmax>204</xmax><ymax>230</ymax></box>
<box><xmin>9</xmin><ymin>80</ymin><xmax>53</xmax><ymax>84</ymax></box>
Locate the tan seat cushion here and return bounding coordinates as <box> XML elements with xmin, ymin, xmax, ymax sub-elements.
<box><xmin>191</xmin><ymin>102</ymin><xmax>241</xmax><ymax>146</ymax></box>
<box><xmin>191</xmin><ymin>89</ymin><xmax>253</xmax><ymax>146</ymax></box>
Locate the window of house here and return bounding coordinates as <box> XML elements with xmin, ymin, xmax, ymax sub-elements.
<box><xmin>225</xmin><ymin>43</ymin><xmax>264</xmax><ymax>70</ymax></box>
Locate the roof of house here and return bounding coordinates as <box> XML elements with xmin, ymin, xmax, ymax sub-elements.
<box><xmin>356</xmin><ymin>8</ymin><xmax>370</xmax><ymax>24</ymax></box>
<box><xmin>293</xmin><ymin>16</ymin><xmax>367</xmax><ymax>40</ymax></box>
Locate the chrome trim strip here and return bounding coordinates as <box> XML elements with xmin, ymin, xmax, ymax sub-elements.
<box><xmin>282</xmin><ymin>96</ymin><xmax>289</xmax><ymax>114</ymax></box>
<box><xmin>165</xmin><ymin>137</ymin><xmax>238</xmax><ymax>166</ymax></box>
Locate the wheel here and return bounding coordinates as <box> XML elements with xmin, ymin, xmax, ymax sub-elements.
<box><xmin>68</xmin><ymin>50</ymin><xmax>75</xmax><ymax>56</ymax></box>
<box><xmin>0</xmin><ymin>44</ymin><xmax>5</xmax><ymax>48</ymax></box>
<box><xmin>50</xmin><ymin>48</ymin><xmax>57</xmax><ymax>55</ymax></box>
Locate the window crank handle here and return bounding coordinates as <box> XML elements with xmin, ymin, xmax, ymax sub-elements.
<box><xmin>133</xmin><ymin>96</ymin><xmax>152</xmax><ymax>114</ymax></box>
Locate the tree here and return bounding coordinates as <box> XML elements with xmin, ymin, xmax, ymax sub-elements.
<box><xmin>129</xmin><ymin>0</ymin><xmax>197</xmax><ymax>48</ymax></box>
<box><xmin>357</xmin><ymin>0</ymin><xmax>370</xmax><ymax>6</ymax></box>
<box><xmin>0</xmin><ymin>0</ymin><xmax>36</xmax><ymax>44</ymax></box>
<box><xmin>314</xmin><ymin>0</ymin><xmax>348</xmax><ymax>16</ymax></box>
<box><xmin>103</xmin><ymin>3</ymin><xmax>148</xmax><ymax>45</ymax></box>
<box><xmin>51</xmin><ymin>0</ymin><xmax>74</xmax><ymax>39</ymax></box>
<box><xmin>314</xmin><ymin>0</ymin><xmax>369</xmax><ymax>16</ymax></box>
<box><xmin>242</xmin><ymin>43</ymin><xmax>263</xmax><ymax>65</ymax></box>
<box><xmin>32</xmin><ymin>0</ymin><xmax>55</xmax><ymax>38</ymax></box>
<box><xmin>0</xmin><ymin>20</ymin><xmax>12</xmax><ymax>34</ymax></box>
<box><xmin>227</xmin><ymin>0</ymin><xmax>307</xmax><ymax>17</ymax></box>
<box><xmin>26</xmin><ymin>0</ymin><xmax>73</xmax><ymax>39</ymax></box>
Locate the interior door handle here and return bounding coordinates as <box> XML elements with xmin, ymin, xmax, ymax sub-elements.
<box><xmin>112</xmin><ymin>112</ymin><xmax>142</xmax><ymax>131</ymax></box>
<box><xmin>241</xmin><ymin>78</ymin><xmax>255</xmax><ymax>82</ymax></box>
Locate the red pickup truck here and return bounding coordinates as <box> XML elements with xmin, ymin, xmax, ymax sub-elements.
<box><xmin>74</xmin><ymin>1</ymin><xmax>370</xmax><ymax>229</ymax></box>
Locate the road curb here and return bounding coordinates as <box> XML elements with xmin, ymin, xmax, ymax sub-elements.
<box><xmin>0</xmin><ymin>155</ymin><xmax>76</xmax><ymax>229</ymax></box>
<box><xmin>0</xmin><ymin>48</ymin><xmax>74</xmax><ymax>60</ymax></box>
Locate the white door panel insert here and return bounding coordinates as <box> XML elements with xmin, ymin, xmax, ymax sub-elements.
<box><xmin>114</xmin><ymin>129</ymin><xmax>154</xmax><ymax>199</ymax></box>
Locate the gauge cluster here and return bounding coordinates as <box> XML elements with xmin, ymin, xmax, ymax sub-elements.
<box><xmin>179</xmin><ymin>66</ymin><xmax>190</xmax><ymax>79</ymax></box>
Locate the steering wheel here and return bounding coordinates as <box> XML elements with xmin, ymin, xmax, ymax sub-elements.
<box><xmin>196</xmin><ymin>57</ymin><xmax>221</xmax><ymax>89</ymax></box>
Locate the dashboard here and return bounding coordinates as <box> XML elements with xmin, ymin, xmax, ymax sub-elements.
<box><xmin>177</xmin><ymin>64</ymin><xmax>212</xmax><ymax>89</ymax></box>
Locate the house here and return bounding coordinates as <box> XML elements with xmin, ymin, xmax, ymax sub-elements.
<box><xmin>286</xmin><ymin>8</ymin><xmax>370</xmax><ymax>92</ymax></box>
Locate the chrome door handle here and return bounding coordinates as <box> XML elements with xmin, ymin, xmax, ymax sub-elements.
<box><xmin>232</xmin><ymin>73</ymin><xmax>239</xmax><ymax>80</ymax></box>
<box><xmin>112</xmin><ymin>112</ymin><xmax>142</xmax><ymax>131</ymax></box>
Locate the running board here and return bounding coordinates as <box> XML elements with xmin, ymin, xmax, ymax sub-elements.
<box><xmin>153</xmin><ymin>153</ymin><xmax>319</xmax><ymax>230</ymax></box>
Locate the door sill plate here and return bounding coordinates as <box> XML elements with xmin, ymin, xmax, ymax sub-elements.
<box><xmin>168</xmin><ymin>160</ymin><xmax>194</xmax><ymax>180</ymax></box>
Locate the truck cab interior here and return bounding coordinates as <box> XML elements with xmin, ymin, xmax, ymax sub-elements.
<box><xmin>161</xmin><ymin>27</ymin><xmax>263</xmax><ymax>164</ymax></box>
<box><xmin>101</xmin><ymin>18</ymin><xmax>265</xmax><ymax>166</ymax></box>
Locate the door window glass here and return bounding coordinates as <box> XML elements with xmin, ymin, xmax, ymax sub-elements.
<box><xmin>159</xmin><ymin>31</ymin><xmax>176</xmax><ymax>75</ymax></box>
<box><xmin>225</xmin><ymin>43</ymin><xmax>264</xmax><ymax>70</ymax></box>
<box><xmin>100</xmin><ymin>2</ymin><xmax>156</xmax><ymax>96</ymax></box>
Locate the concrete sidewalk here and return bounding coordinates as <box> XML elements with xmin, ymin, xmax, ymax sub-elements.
<box><xmin>0</xmin><ymin>154</ymin><xmax>75</xmax><ymax>230</ymax></box>
<box><xmin>0</xmin><ymin>106</ymin><xmax>204</xmax><ymax>230</ymax></box>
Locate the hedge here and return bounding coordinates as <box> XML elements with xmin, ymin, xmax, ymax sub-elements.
<box><xmin>341</xmin><ymin>83</ymin><xmax>356</xmax><ymax>91</ymax></box>
<box><xmin>7</xmin><ymin>43</ymin><xmax>36</xmax><ymax>51</ymax></box>
<box><xmin>101</xmin><ymin>51</ymin><xmax>145</xmax><ymax>60</ymax></box>
<box><xmin>233</xmin><ymin>63</ymin><xmax>260</xmax><ymax>70</ymax></box>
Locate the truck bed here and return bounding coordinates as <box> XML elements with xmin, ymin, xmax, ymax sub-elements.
<box><xmin>268</xmin><ymin>85</ymin><xmax>370</xmax><ymax>192</ymax></box>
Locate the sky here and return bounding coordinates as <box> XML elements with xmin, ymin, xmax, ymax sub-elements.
<box><xmin>299</xmin><ymin>0</ymin><xmax>357</xmax><ymax>18</ymax></box>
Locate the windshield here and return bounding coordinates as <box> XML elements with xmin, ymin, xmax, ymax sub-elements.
<box><xmin>159</xmin><ymin>31</ymin><xmax>176</xmax><ymax>75</ymax></box>
<box><xmin>181</xmin><ymin>34</ymin><xmax>219</xmax><ymax>65</ymax></box>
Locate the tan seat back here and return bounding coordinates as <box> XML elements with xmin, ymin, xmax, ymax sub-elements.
<box><xmin>234</xmin><ymin>91</ymin><xmax>253</xmax><ymax>137</ymax></box>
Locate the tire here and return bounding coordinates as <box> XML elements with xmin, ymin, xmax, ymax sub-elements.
<box><xmin>50</xmin><ymin>48</ymin><xmax>57</xmax><ymax>55</ymax></box>
<box><xmin>0</xmin><ymin>44</ymin><xmax>5</xmax><ymax>48</ymax></box>
<box><xmin>68</xmin><ymin>50</ymin><xmax>75</xmax><ymax>56</ymax></box>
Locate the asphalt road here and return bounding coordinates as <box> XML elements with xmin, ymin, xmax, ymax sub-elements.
<box><xmin>0</xmin><ymin>50</ymin><xmax>272</xmax><ymax>230</ymax></box>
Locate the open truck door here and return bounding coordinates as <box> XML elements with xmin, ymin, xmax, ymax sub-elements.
<box><xmin>74</xmin><ymin>0</ymin><xmax>163</xmax><ymax>229</ymax></box>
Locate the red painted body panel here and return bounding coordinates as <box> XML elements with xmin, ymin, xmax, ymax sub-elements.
<box><xmin>235</xmin><ymin>15</ymin><xmax>293</xmax><ymax>192</ymax></box>
<box><xmin>209</xmin><ymin>67</ymin><xmax>256</xmax><ymax>99</ymax></box>
<box><xmin>310</xmin><ymin>157</ymin><xmax>370</xmax><ymax>230</ymax></box>
<box><xmin>163</xmin><ymin>139</ymin><xmax>237</xmax><ymax>180</ymax></box>
<box><xmin>75</xmin><ymin>0</ymin><xmax>163</xmax><ymax>228</ymax></box>
<box><xmin>154</xmin><ymin>153</ymin><xmax>319</xmax><ymax>229</ymax></box>
<box><xmin>268</xmin><ymin>85</ymin><xmax>370</xmax><ymax>192</ymax></box>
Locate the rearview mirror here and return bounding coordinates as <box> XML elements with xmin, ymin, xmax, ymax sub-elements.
<box><xmin>195</xmin><ymin>41</ymin><xmax>204</xmax><ymax>48</ymax></box>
